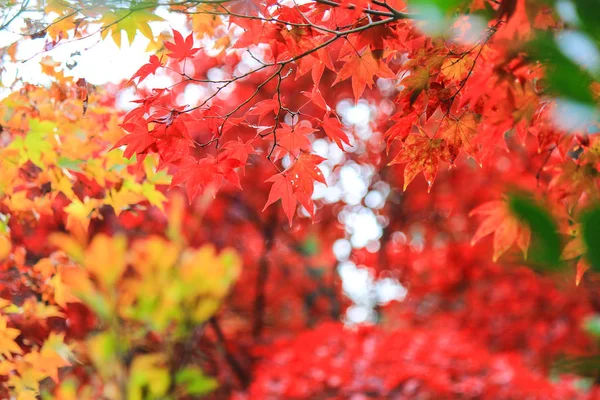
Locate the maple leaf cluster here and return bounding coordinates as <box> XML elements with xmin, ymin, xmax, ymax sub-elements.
<box><xmin>0</xmin><ymin>0</ymin><xmax>599</xmax><ymax>398</ymax></box>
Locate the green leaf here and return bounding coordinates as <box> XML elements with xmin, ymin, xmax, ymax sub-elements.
<box><xmin>58</xmin><ymin>157</ymin><xmax>84</xmax><ymax>172</ymax></box>
<box><xmin>584</xmin><ymin>315</ymin><xmax>600</xmax><ymax>338</ymax></box>
<box><xmin>175</xmin><ymin>367</ymin><xmax>218</xmax><ymax>396</ymax></box>
<box><xmin>508</xmin><ymin>193</ymin><xmax>562</xmax><ymax>268</ymax></box>
<box><xmin>301</xmin><ymin>235</ymin><xmax>319</xmax><ymax>256</ymax></box>
<box><xmin>581</xmin><ymin>206</ymin><xmax>600</xmax><ymax>271</ymax></box>
<box><xmin>0</xmin><ymin>213</ymin><xmax>9</xmax><ymax>234</ymax></box>
<box><xmin>527</xmin><ymin>33</ymin><xmax>596</xmax><ymax>105</ymax></box>
<box><xmin>571</xmin><ymin>0</ymin><xmax>600</xmax><ymax>42</ymax></box>
<box><xmin>29</xmin><ymin>118</ymin><xmax>57</xmax><ymax>135</ymax></box>
<box><xmin>7</xmin><ymin>119</ymin><xmax>55</xmax><ymax>168</ymax></box>
<box><xmin>409</xmin><ymin>0</ymin><xmax>467</xmax><ymax>14</ymax></box>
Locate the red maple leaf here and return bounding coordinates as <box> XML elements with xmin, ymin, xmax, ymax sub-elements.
<box><xmin>276</xmin><ymin>122</ymin><xmax>315</xmax><ymax>158</ymax></box>
<box><xmin>112</xmin><ymin>123</ymin><xmax>156</xmax><ymax>159</ymax></box>
<box><xmin>322</xmin><ymin>116</ymin><xmax>351</xmax><ymax>150</ymax></box>
<box><xmin>287</xmin><ymin>153</ymin><xmax>327</xmax><ymax>217</ymax></box>
<box><xmin>171</xmin><ymin>156</ymin><xmax>222</xmax><ymax>201</ymax></box>
<box><xmin>383</xmin><ymin>114</ymin><xmax>416</xmax><ymax>150</ymax></box>
<box><xmin>129</xmin><ymin>55</ymin><xmax>163</xmax><ymax>85</ymax></box>
<box><xmin>302</xmin><ymin>86</ymin><xmax>328</xmax><ymax>111</ymax></box>
<box><xmin>263</xmin><ymin>153</ymin><xmax>326</xmax><ymax>225</ymax></box>
<box><xmin>263</xmin><ymin>173</ymin><xmax>296</xmax><ymax>225</ymax></box>
<box><xmin>165</xmin><ymin>30</ymin><xmax>201</xmax><ymax>61</ymax></box>
<box><xmin>249</xmin><ymin>95</ymin><xmax>280</xmax><ymax>122</ymax></box>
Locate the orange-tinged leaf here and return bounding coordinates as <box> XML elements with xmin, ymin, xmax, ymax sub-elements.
<box><xmin>63</xmin><ymin>198</ymin><xmax>101</xmax><ymax>233</ymax></box>
<box><xmin>0</xmin><ymin>235</ymin><xmax>10</xmax><ymax>262</ymax></box>
<box><xmin>562</xmin><ymin>236</ymin><xmax>586</xmax><ymax>260</ymax></box>
<box><xmin>439</xmin><ymin>113</ymin><xmax>479</xmax><ymax>163</ymax></box>
<box><xmin>441</xmin><ymin>56</ymin><xmax>473</xmax><ymax>81</ymax></box>
<box><xmin>561</xmin><ymin>227</ymin><xmax>590</xmax><ymax>285</ymax></box>
<box><xmin>576</xmin><ymin>258</ymin><xmax>590</xmax><ymax>286</ymax></box>
<box><xmin>470</xmin><ymin>200</ymin><xmax>530</xmax><ymax>262</ymax></box>
<box><xmin>49</xmin><ymin>233</ymin><xmax>85</xmax><ymax>263</ymax></box>
<box><xmin>400</xmin><ymin>67</ymin><xmax>429</xmax><ymax>104</ymax></box>
<box><xmin>24</xmin><ymin>333</ymin><xmax>72</xmax><ymax>383</ymax></box>
<box><xmin>51</xmin><ymin>272</ymin><xmax>80</xmax><ymax>309</ymax></box>
<box><xmin>332</xmin><ymin>49</ymin><xmax>380</xmax><ymax>102</ymax></box>
<box><xmin>492</xmin><ymin>217</ymin><xmax>519</xmax><ymax>262</ymax></box>
<box><xmin>389</xmin><ymin>130</ymin><xmax>447</xmax><ymax>191</ymax></box>
<box><xmin>516</xmin><ymin>224</ymin><xmax>531</xmax><ymax>259</ymax></box>
<box><xmin>191</xmin><ymin>8</ymin><xmax>223</xmax><ymax>37</ymax></box>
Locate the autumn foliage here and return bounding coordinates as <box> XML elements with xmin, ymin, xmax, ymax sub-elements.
<box><xmin>1</xmin><ymin>0</ymin><xmax>600</xmax><ymax>398</ymax></box>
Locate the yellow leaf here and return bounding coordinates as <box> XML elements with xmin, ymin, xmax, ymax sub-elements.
<box><xmin>0</xmin><ymin>235</ymin><xmax>11</xmax><ymax>261</ymax></box>
<box><xmin>49</xmin><ymin>233</ymin><xmax>85</xmax><ymax>263</ymax></box>
<box><xmin>10</xmin><ymin>356</ymin><xmax>47</xmax><ymax>396</ymax></box>
<box><xmin>45</xmin><ymin>0</ymin><xmax>71</xmax><ymax>15</ymax></box>
<box><xmin>63</xmin><ymin>197</ymin><xmax>101</xmax><ymax>233</ymax></box>
<box><xmin>86</xmin><ymin>331</ymin><xmax>125</xmax><ymax>378</ymax></box>
<box><xmin>45</xmin><ymin>15</ymin><xmax>78</xmax><ymax>41</ymax></box>
<box><xmin>22</xmin><ymin>298</ymin><xmax>64</xmax><ymax>319</ymax></box>
<box><xmin>128</xmin><ymin>353</ymin><xmax>170</xmax><ymax>400</ymax></box>
<box><xmin>191</xmin><ymin>10</ymin><xmax>222</xmax><ymax>38</ymax></box>
<box><xmin>53</xmin><ymin>379</ymin><xmax>80</xmax><ymax>400</ymax></box>
<box><xmin>141</xmin><ymin>182</ymin><xmax>167</xmax><ymax>210</ymax></box>
<box><xmin>100</xmin><ymin>10</ymin><xmax>163</xmax><ymax>47</ymax></box>
<box><xmin>441</xmin><ymin>55</ymin><xmax>473</xmax><ymax>81</ymax></box>
<box><xmin>51</xmin><ymin>271</ymin><xmax>81</xmax><ymax>308</ymax></box>
<box><xmin>52</xmin><ymin>173</ymin><xmax>77</xmax><ymax>201</ymax></box>
<box><xmin>105</xmin><ymin>187</ymin><xmax>144</xmax><ymax>216</ymax></box>
<box><xmin>0</xmin><ymin>359</ymin><xmax>15</xmax><ymax>375</ymax></box>
<box><xmin>0</xmin><ymin>315</ymin><xmax>22</xmax><ymax>358</ymax></box>
<box><xmin>15</xmin><ymin>390</ymin><xmax>38</xmax><ymax>400</ymax></box>
<box><xmin>4</xmin><ymin>191</ymin><xmax>34</xmax><ymax>213</ymax></box>
<box><xmin>85</xmin><ymin>234</ymin><xmax>127</xmax><ymax>288</ymax></box>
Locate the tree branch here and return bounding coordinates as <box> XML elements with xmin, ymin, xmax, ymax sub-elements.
<box><xmin>209</xmin><ymin>317</ymin><xmax>250</xmax><ymax>387</ymax></box>
<box><xmin>253</xmin><ymin>210</ymin><xmax>277</xmax><ymax>339</ymax></box>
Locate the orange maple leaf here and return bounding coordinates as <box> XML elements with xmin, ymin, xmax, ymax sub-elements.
<box><xmin>332</xmin><ymin>48</ymin><xmax>395</xmax><ymax>102</ymax></box>
<box><xmin>441</xmin><ymin>56</ymin><xmax>473</xmax><ymax>81</ymax></box>
<box><xmin>561</xmin><ymin>226</ymin><xmax>591</xmax><ymax>286</ymax></box>
<box><xmin>470</xmin><ymin>200</ymin><xmax>531</xmax><ymax>262</ymax></box>
<box><xmin>389</xmin><ymin>129</ymin><xmax>448</xmax><ymax>191</ymax></box>
<box><xmin>439</xmin><ymin>113</ymin><xmax>479</xmax><ymax>164</ymax></box>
